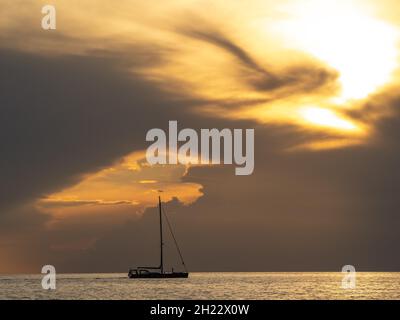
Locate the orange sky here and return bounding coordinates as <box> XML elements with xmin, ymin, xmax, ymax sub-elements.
<box><xmin>15</xmin><ymin>0</ymin><xmax>399</xmax><ymax>224</ymax></box>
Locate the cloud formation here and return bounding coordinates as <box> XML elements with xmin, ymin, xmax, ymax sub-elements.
<box><xmin>1</xmin><ymin>0</ymin><xmax>400</xmax><ymax>273</ymax></box>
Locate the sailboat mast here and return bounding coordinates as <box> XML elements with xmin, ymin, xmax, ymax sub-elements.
<box><xmin>159</xmin><ymin>196</ymin><xmax>164</xmax><ymax>274</ymax></box>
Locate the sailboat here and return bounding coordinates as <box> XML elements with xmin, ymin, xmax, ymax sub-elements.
<box><xmin>128</xmin><ymin>196</ymin><xmax>189</xmax><ymax>279</ymax></box>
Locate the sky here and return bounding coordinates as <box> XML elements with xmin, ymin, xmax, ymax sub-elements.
<box><xmin>1</xmin><ymin>0</ymin><xmax>400</xmax><ymax>272</ymax></box>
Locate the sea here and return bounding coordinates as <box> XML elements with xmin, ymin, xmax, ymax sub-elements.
<box><xmin>0</xmin><ymin>272</ymin><xmax>399</xmax><ymax>300</ymax></box>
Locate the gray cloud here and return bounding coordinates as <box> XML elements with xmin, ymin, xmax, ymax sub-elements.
<box><xmin>181</xmin><ymin>26</ymin><xmax>339</xmax><ymax>95</ymax></box>
<box><xmin>0</xmin><ymin>48</ymin><xmax>201</xmax><ymax>213</ymax></box>
<box><xmin>74</xmin><ymin>112</ymin><xmax>400</xmax><ymax>272</ymax></box>
<box><xmin>1</xmin><ymin>21</ymin><xmax>400</xmax><ymax>273</ymax></box>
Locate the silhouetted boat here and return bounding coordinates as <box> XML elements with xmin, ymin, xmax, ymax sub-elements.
<box><xmin>128</xmin><ymin>196</ymin><xmax>189</xmax><ymax>279</ymax></box>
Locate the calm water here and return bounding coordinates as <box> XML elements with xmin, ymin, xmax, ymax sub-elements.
<box><xmin>0</xmin><ymin>272</ymin><xmax>399</xmax><ymax>300</ymax></box>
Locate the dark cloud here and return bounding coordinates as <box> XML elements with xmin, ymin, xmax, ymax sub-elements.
<box><xmin>0</xmin><ymin>48</ymin><xmax>201</xmax><ymax>213</ymax></box>
<box><xmin>73</xmin><ymin>113</ymin><xmax>400</xmax><ymax>272</ymax></box>
<box><xmin>0</xmin><ymin>46</ymin><xmax>259</xmax><ymax>272</ymax></box>
<box><xmin>1</xmin><ymin>25</ymin><xmax>400</xmax><ymax>273</ymax></box>
<box><xmin>183</xmin><ymin>29</ymin><xmax>276</xmax><ymax>78</ymax></box>
<box><xmin>181</xmin><ymin>26</ymin><xmax>339</xmax><ymax>95</ymax></box>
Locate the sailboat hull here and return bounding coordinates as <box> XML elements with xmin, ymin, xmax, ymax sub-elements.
<box><xmin>128</xmin><ymin>272</ymin><xmax>189</xmax><ymax>279</ymax></box>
